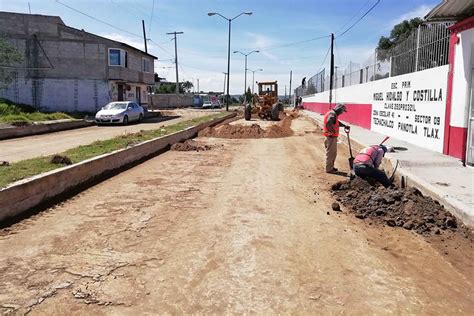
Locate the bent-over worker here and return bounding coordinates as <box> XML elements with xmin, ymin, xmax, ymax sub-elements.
<box><xmin>323</xmin><ymin>103</ymin><xmax>349</xmax><ymax>173</ymax></box>
<box><xmin>353</xmin><ymin>144</ymin><xmax>392</xmax><ymax>188</ymax></box>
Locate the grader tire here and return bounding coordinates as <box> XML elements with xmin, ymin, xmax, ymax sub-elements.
<box><xmin>271</xmin><ymin>103</ymin><xmax>280</xmax><ymax>121</ymax></box>
<box><xmin>244</xmin><ymin>104</ymin><xmax>252</xmax><ymax>121</ymax></box>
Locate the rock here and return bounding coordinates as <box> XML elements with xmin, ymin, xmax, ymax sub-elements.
<box><xmin>445</xmin><ymin>218</ymin><xmax>457</xmax><ymax>229</ymax></box>
<box><xmin>355</xmin><ymin>214</ymin><xmax>365</xmax><ymax>219</ymax></box>
<box><xmin>375</xmin><ymin>208</ymin><xmax>386</xmax><ymax>216</ymax></box>
<box><xmin>435</xmin><ymin>229</ymin><xmax>441</xmax><ymax>235</ymax></box>
<box><xmin>386</xmin><ymin>219</ymin><xmax>396</xmax><ymax>227</ymax></box>
<box><xmin>331</xmin><ymin>202</ymin><xmax>341</xmax><ymax>212</ymax></box>
<box><xmin>55</xmin><ymin>282</ymin><xmax>72</xmax><ymax>289</ymax></box>
<box><xmin>403</xmin><ymin>221</ymin><xmax>414</xmax><ymax>230</ymax></box>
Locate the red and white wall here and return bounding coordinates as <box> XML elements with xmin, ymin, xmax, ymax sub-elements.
<box><xmin>303</xmin><ymin>16</ymin><xmax>474</xmax><ymax>161</ymax></box>
<box><xmin>445</xmin><ymin>17</ymin><xmax>474</xmax><ymax>160</ymax></box>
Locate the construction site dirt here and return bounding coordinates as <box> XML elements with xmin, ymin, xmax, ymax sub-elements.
<box><xmin>199</xmin><ymin>113</ymin><xmax>294</xmax><ymax>139</ymax></box>
<box><xmin>0</xmin><ymin>113</ymin><xmax>473</xmax><ymax>314</ymax></box>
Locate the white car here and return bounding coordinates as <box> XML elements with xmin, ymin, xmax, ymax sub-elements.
<box><xmin>95</xmin><ymin>101</ymin><xmax>144</xmax><ymax>125</ymax></box>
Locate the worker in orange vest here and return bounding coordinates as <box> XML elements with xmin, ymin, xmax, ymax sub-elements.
<box><xmin>323</xmin><ymin>103</ymin><xmax>350</xmax><ymax>173</ymax></box>
<box><xmin>353</xmin><ymin>145</ymin><xmax>392</xmax><ymax>187</ymax></box>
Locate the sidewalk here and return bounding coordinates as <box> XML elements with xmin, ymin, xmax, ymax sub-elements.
<box><xmin>303</xmin><ymin>110</ymin><xmax>474</xmax><ymax>227</ymax></box>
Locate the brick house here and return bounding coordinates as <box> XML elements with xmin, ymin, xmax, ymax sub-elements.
<box><xmin>0</xmin><ymin>11</ymin><xmax>157</xmax><ymax>112</ymax></box>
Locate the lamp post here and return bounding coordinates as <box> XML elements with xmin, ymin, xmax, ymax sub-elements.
<box><xmin>208</xmin><ymin>11</ymin><xmax>252</xmax><ymax>111</ymax></box>
<box><xmin>233</xmin><ymin>50</ymin><xmax>259</xmax><ymax>98</ymax></box>
<box><xmin>246</xmin><ymin>68</ymin><xmax>263</xmax><ymax>94</ymax></box>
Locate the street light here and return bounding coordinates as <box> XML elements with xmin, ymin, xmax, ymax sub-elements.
<box><xmin>246</xmin><ymin>68</ymin><xmax>263</xmax><ymax>94</ymax></box>
<box><xmin>233</xmin><ymin>50</ymin><xmax>259</xmax><ymax>98</ymax></box>
<box><xmin>208</xmin><ymin>11</ymin><xmax>253</xmax><ymax>111</ymax></box>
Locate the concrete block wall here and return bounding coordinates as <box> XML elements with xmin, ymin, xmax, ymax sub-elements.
<box><xmin>0</xmin><ymin>76</ymin><xmax>110</xmax><ymax>113</ymax></box>
<box><xmin>149</xmin><ymin>94</ymin><xmax>193</xmax><ymax>109</ymax></box>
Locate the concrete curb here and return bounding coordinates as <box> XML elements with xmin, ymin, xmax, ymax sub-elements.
<box><xmin>0</xmin><ymin>113</ymin><xmax>235</xmax><ymax>223</ymax></box>
<box><xmin>303</xmin><ymin>112</ymin><xmax>474</xmax><ymax>228</ymax></box>
<box><xmin>0</xmin><ymin>119</ymin><xmax>93</xmax><ymax>140</ymax></box>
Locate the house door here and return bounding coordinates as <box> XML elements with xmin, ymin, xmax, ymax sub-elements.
<box><xmin>136</xmin><ymin>87</ymin><xmax>141</xmax><ymax>105</ymax></box>
<box><xmin>466</xmin><ymin>68</ymin><xmax>474</xmax><ymax>165</ymax></box>
<box><xmin>117</xmin><ymin>84</ymin><xmax>124</xmax><ymax>101</ymax></box>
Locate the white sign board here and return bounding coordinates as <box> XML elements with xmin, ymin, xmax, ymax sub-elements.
<box><xmin>371</xmin><ymin>65</ymin><xmax>448</xmax><ymax>152</ymax></box>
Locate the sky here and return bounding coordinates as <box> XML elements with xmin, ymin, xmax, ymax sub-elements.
<box><xmin>0</xmin><ymin>0</ymin><xmax>439</xmax><ymax>94</ymax></box>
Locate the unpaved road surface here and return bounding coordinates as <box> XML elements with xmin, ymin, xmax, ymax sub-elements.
<box><xmin>0</xmin><ymin>114</ymin><xmax>473</xmax><ymax>314</ymax></box>
<box><xmin>0</xmin><ymin>109</ymin><xmax>217</xmax><ymax>163</ymax></box>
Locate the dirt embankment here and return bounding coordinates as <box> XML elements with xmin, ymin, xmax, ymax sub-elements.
<box><xmin>330</xmin><ymin>177</ymin><xmax>474</xmax><ymax>273</ymax></box>
<box><xmin>331</xmin><ymin>178</ymin><xmax>471</xmax><ymax>237</ymax></box>
<box><xmin>199</xmin><ymin>113</ymin><xmax>295</xmax><ymax>139</ymax></box>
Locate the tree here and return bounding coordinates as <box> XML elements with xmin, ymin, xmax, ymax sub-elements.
<box><xmin>377</xmin><ymin>18</ymin><xmax>423</xmax><ymax>51</ymax></box>
<box><xmin>181</xmin><ymin>80</ymin><xmax>193</xmax><ymax>93</ymax></box>
<box><xmin>0</xmin><ymin>38</ymin><xmax>23</xmax><ymax>88</ymax></box>
<box><xmin>244</xmin><ymin>87</ymin><xmax>252</xmax><ymax>103</ymax></box>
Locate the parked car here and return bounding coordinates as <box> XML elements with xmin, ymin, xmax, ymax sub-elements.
<box><xmin>193</xmin><ymin>94</ymin><xmax>221</xmax><ymax>109</ymax></box>
<box><xmin>95</xmin><ymin>101</ymin><xmax>144</xmax><ymax>125</ymax></box>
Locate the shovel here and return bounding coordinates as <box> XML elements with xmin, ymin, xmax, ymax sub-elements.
<box><xmin>345</xmin><ymin>128</ymin><xmax>354</xmax><ymax>169</ymax></box>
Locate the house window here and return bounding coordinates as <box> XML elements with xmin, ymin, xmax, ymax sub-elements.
<box><xmin>142</xmin><ymin>58</ymin><xmax>151</xmax><ymax>73</ymax></box>
<box><xmin>109</xmin><ymin>48</ymin><xmax>128</xmax><ymax>67</ymax></box>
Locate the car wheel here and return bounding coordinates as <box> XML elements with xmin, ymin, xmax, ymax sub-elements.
<box><xmin>138</xmin><ymin>113</ymin><xmax>143</xmax><ymax>123</ymax></box>
<box><xmin>123</xmin><ymin>115</ymin><xmax>129</xmax><ymax>125</ymax></box>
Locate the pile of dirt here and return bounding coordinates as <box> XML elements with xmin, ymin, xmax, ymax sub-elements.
<box><xmin>331</xmin><ymin>177</ymin><xmax>473</xmax><ymax>239</ymax></box>
<box><xmin>265</xmin><ymin>115</ymin><xmax>294</xmax><ymax>138</ymax></box>
<box><xmin>170</xmin><ymin>139</ymin><xmax>217</xmax><ymax>152</ymax></box>
<box><xmin>199</xmin><ymin>114</ymin><xmax>294</xmax><ymax>139</ymax></box>
<box><xmin>50</xmin><ymin>154</ymin><xmax>72</xmax><ymax>165</ymax></box>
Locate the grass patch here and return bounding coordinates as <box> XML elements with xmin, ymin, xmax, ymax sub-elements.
<box><xmin>0</xmin><ymin>112</ymin><xmax>228</xmax><ymax>188</ymax></box>
<box><xmin>0</xmin><ymin>99</ymin><xmax>75</xmax><ymax>124</ymax></box>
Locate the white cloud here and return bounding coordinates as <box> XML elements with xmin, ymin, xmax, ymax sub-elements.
<box><xmin>98</xmin><ymin>33</ymin><xmax>146</xmax><ymax>51</ymax></box>
<box><xmin>244</xmin><ymin>32</ymin><xmax>279</xmax><ymax>61</ymax></box>
<box><xmin>392</xmin><ymin>4</ymin><xmax>432</xmax><ymax>24</ymax></box>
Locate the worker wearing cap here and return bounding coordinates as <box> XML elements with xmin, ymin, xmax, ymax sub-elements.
<box><xmin>323</xmin><ymin>103</ymin><xmax>349</xmax><ymax>173</ymax></box>
<box><xmin>353</xmin><ymin>145</ymin><xmax>392</xmax><ymax>188</ymax></box>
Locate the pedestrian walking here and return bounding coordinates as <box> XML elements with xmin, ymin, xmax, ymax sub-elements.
<box><xmin>353</xmin><ymin>144</ymin><xmax>392</xmax><ymax>187</ymax></box>
<box><xmin>323</xmin><ymin>103</ymin><xmax>350</xmax><ymax>173</ymax></box>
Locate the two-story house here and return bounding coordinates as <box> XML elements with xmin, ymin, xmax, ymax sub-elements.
<box><xmin>0</xmin><ymin>11</ymin><xmax>157</xmax><ymax>113</ymax></box>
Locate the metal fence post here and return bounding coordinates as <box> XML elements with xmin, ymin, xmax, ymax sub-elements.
<box><xmin>415</xmin><ymin>26</ymin><xmax>421</xmax><ymax>72</ymax></box>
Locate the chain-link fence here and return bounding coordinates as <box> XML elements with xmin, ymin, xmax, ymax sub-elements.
<box><xmin>294</xmin><ymin>22</ymin><xmax>451</xmax><ymax>97</ymax></box>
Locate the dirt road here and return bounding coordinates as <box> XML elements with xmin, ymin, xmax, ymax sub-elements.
<box><xmin>0</xmin><ymin>115</ymin><xmax>472</xmax><ymax>314</ymax></box>
<box><xmin>0</xmin><ymin>109</ymin><xmax>216</xmax><ymax>163</ymax></box>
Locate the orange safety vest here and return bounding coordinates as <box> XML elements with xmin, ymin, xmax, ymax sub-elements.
<box><xmin>354</xmin><ymin>146</ymin><xmax>379</xmax><ymax>167</ymax></box>
<box><xmin>323</xmin><ymin>110</ymin><xmax>339</xmax><ymax>137</ymax></box>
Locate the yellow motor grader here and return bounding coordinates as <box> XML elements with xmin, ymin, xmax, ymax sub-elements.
<box><xmin>244</xmin><ymin>81</ymin><xmax>283</xmax><ymax>121</ymax></box>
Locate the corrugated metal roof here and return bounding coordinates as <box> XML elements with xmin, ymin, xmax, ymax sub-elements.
<box><xmin>425</xmin><ymin>0</ymin><xmax>474</xmax><ymax>22</ymax></box>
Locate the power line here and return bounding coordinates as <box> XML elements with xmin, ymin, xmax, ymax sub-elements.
<box><xmin>258</xmin><ymin>35</ymin><xmax>330</xmax><ymax>51</ymax></box>
<box><xmin>336</xmin><ymin>0</ymin><xmax>380</xmax><ymax>38</ymax></box>
<box><xmin>148</xmin><ymin>0</ymin><xmax>155</xmax><ymax>34</ymax></box>
<box><xmin>56</xmin><ymin>0</ymin><xmax>174</xmax><ymax>57</ymax></box>
<box><xmin>334</xmin><ymin>0</ymin><xmax>370</xmax><ymax>34</ymax></box>
<box><xmin>334</xmin><ymin>39</ymin><xmax>342</xmax><ymax>65</ymax></box>
<box><xmin>56</xmin><ymin>0</ymin><xmax>142</xmax><ymax>38</ymax></box>
<box><xmin>316</xmin><ymin>44</ymin><xmax>331</xmax><ymax>73</ymax></box>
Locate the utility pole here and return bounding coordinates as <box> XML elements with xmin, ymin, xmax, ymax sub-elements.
<box><xmin>328</xmin><ymin>33</ymin><xmax>334</xmax><ymax>107</ymax></box>
<box><xmin>335</xmin><ymin>66</ymin><xmax>339</xmax><ymax>103</ymax></box>
<box><xmin>289</xmin><ymin>70</ymin><xmax>292</xmax><ymax>107</ymax></box>
<box><xmin>142</xmin><ymin>20</ymin><xmax>148</xmax><ymax>53</ymax></box>
<box><xmin>197</xmin><ymin>79</ymin><xmax>200</xmax><ymax>92</ymax></box>
<box><xmin>166</xmin><ymin>31</ymin><xmax>184</xmax><ymax>94</ymax></box>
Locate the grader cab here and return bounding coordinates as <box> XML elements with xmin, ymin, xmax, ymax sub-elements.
<box><xmin>244</xmin><ymin>81</ymin><xmax>283</xmax><ymax>121</ymax></box>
